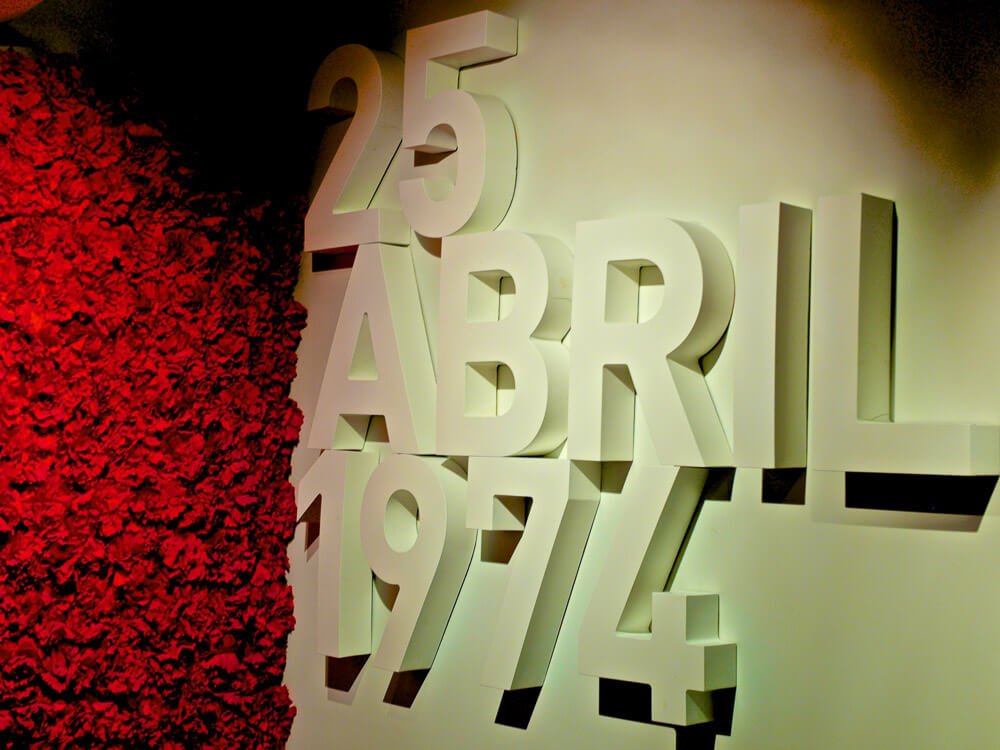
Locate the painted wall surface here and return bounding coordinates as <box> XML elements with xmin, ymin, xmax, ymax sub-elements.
<box><xmin>286</xmin><ymin>2</ymin><xmax>1000</xmax><ymax>748</ymax></box>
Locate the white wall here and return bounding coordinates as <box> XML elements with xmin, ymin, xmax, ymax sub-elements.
<box><xmin>286</xmin><ymin>3</ymin><xmax>1000</xmax><ymax>748</ymax></box>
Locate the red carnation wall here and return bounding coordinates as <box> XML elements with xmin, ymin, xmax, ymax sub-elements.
<box><xmin>0</xmin><ymin>51</ymin><xmax>304</xmax><ymax>747</ymax></box>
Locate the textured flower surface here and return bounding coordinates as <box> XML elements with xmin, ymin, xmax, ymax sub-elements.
<box><xmin>0</xmin><ymin>51</ymin><xmax>305</xmax><ymax>748</ymax></box>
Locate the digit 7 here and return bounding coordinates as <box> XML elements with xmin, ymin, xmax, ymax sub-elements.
<box><xmin>467</xmin><ymin>457</ymin><xmax>600</xmax><ymax>692</ymax></box>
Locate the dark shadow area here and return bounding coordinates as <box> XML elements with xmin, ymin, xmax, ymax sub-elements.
<box><xmin>598</xmin><ymin>679</ymin><xmax>735</xmax><ymax>748</ymax></box>
<box><xmin>889</xmin><ymin>208</ymin><xmax>898</xmax><ymax>409</ymax></box>
<box><xmin>762</xmin><ymin>468</ymin><xmax>806</xmax><ymax>504</ymax></box>
<box><xmin>706</xmin><ymin>687</ymin><xmax>736</xmax><ymax>736</ymax></box>
<box><xmin>701</xmin><ymin>468</ymin><xmax>735</xmax><ymax>502</ymax></box>
<box><xmin>495</xmin><ymin>686</ymin><xmax>542</xmax><ymax>729</ymax></box>
<box><xmin>700</xmin><ymin>330</ymin><xmax>727</xmax><ymax>376</ymax></box>
<box><xmin>0</xmin><ymin>22</ymin><xmax>31</xmax><ymax>46</ymax></box>
<box><xmin>667</xmin><ymin>467</ymin><xmax>732</xmax><ymax>588</ymax></box>
<box><xmin>8</xmin><ymin>0</ymin><xmax>405</xmax><ymax>199</ymax></box>
<box><xmin>600</xmin><ymin>462</ymin><xmax>632</xmax><ymax>493</ymax></box>
<box><xmin>304</xmin><ymin>518</ymin><xmax>320</xmax><ymax>548</ymax></box>
<box><xmin>599</xmin><ymin>677</ymin><xmax>652</xmax><ymax>723</ymax></box>
<box><xmin>414</xmin><ymin>233</ymin><xmax>442</xmax><ymax>259</ymax></box>
<box><xmin>312</xmin><ymin>249</ymin><xmax>357</xmax><ymax>271</ymax></box>
<box><xmin>482</xmin><ymin>529</ymin><xmax>523</xmax><ymax>564</ymax></box>
<box><xmin>298</xmin><ymin>495</ymin><xmax>321</xmax><ymax>550</ymax></box>
<box><xmin>845</xmin><ymin>472</ymin><xmax>997</xmax><ymax>515</ymax></box>
<box><xmin>807</xmin><ymin>0</ymin><xmax>1000</xmax><ymax>186</ymax></box>
<box><xmin>375</xmin><ymin>577</ymin><xmax>400</xmax><ymax>611</ymax></box>
<box><xmin>414</xmin><ymin>149</ymin><xmax>453</xmax><ymax>167</ymax></box>
<box><xmin>481</xmin><ymin>495</ymin><xmax>530</xmax><ymax>563</ymax></box>
<box><xmin>674</xmin><ymin>724</ymin><xmax>719</xmax><ymax>750</ymax></box>
<box><xmin>383</xmin><ymin>669</ymin><xmax>429</xmax><ymax>708</ymax></box>
<box><xmin>325</xmin><ymin>655</ymin><xmax>368</xmax><ymax>692</ymax></box>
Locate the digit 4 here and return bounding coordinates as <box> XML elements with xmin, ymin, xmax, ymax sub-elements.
<box><xmin>578</xmin><ymin>464</ymin><xmax>736</xmax><ymax>726</ymax></box>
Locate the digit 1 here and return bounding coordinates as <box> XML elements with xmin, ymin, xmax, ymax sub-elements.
<box><xmin>296</xmin><ymin>449</ymin><xmax>378</xmax><ymax>658</ymax></box>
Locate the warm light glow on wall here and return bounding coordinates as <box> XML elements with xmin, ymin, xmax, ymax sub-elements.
<box><xmin>286</xmin><ymin>3</ymin><xmax>1000</xmax><ymax>750</ymax></box>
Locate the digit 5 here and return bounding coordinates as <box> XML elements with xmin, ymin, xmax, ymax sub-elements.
<box><xmin>399</xmin><ymin>11</ymin><xmax>518</xmax><ymax>239</ymax></box>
